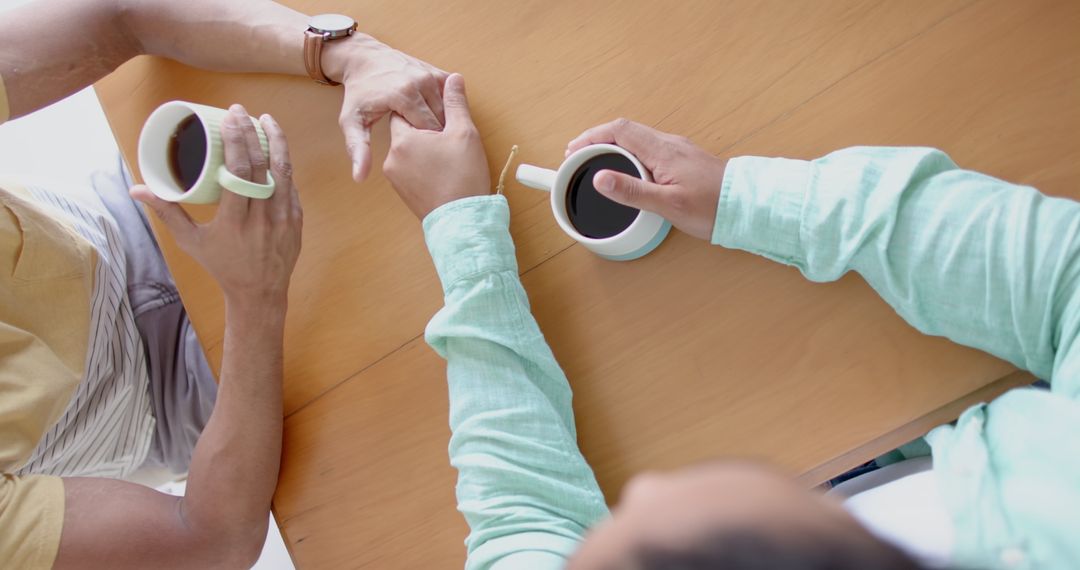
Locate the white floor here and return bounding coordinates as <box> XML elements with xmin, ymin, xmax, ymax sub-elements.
<box><xmin>0</xmin><ymin>9</ymin><xmax>296</xmax><ymax>566</ymax></box>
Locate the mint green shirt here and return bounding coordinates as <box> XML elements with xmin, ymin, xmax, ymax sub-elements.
<box><xmin>422</xmin><ymin>147</ymin><xmax>1080</xmax><ymax>570</ymax></box>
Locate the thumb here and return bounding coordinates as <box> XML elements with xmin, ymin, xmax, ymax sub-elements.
<box><xmin>341</xmin><ymin>120</ymin><xmax>373</xmax><ymax>182</ymax></box>
<box><xmin>130</xmin><ymin>185</ymin><xmax>197</xmax><ymax>244</ymax></box>
<box><xmin>442</xmin><ymin>73</ymin><xmax>474</xmax><ymax>130</ymax></box>
<box><xmin>593</xmin><ymin>170</ymin><xmax>670</xmax><ymax>214</ymax></box>
<box><xmin>389</xmin><ymin>112</ymin><xmax>413</xmax><ymax>141</ymax></box>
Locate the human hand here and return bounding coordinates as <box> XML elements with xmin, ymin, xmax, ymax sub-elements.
<box><xmin>131</xmin><ymin>105</ymin><xmax>303</xmax><ymax>312</ymax></box>
<box><xmin>382</xmin><ymin>74</ymin><xmax>491</xmax><ymax>220</ymax></box>
<box><xmin>323</xmin><ymin>33</ymin><xmax>449</xmax><ymax>182</ymax></box>
<box><xmin>566</xmin><ymin>119</ymin><xmax>727</xmax><ymax>241</ymax></box>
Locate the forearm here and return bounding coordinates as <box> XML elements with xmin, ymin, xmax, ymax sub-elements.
<box><xmin>120</xmin><ymin>0</ymin><xmax>307</xmax><ymax>76</ymax></box>
<box><xmin>181</xmin><ymin>299</ymin><xmax>286</xmax><ymax>549</ymax></box>
<box><xmin>714</xmin><ymin>147</ymin><xmax>1080</xmax><ymax>393</ymax></box>
<box><xmin>0</xmin><ymin>0</ymin><xmax>307</xmax><ymax>119</ymax></box>
<box><xmin>424</xmin><ymin>197</ymin><xmax>608</xmax><ymax>568</ymax></box>
<box><xmin>52</xmin><ymin>299</ymin><xmax>288</xmax><ymax>569</ymax></box>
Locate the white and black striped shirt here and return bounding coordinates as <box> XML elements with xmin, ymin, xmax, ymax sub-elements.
<box><xmin>15</xmin><ymin>186</ymin><xmax>154</xmax><ymax>479</ymax></box>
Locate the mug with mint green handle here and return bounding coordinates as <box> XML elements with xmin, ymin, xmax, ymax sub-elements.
<box><xmin>138</xmin><ymin>101</ymin><xmax>275</xmax><ymax>204</ymax></box>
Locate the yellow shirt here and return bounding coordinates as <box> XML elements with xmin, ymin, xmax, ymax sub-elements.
<box><xmin>2</xmin><ymin>75</ymin><xmax>64</xmax><ymax>568</ymax></box>
<box><xmin>0</xmin><ymin>180</ymin><xmax>95</xmax><ymax>569</ymax></box>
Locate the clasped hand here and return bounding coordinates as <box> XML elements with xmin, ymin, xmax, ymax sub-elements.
<box><xmin>323</xmin><ymin>33</ymin><xmax>450</xmax><ymax>182</ymax></box>
<box><xmin>384</xmin><ymin>107</ymin><xmax>730</xmax><ymax>246</ymax></box>
<box><xmin>129</xmin><ymin>81</ymin><xmax>731</xmax><ymax>311</ymax></box>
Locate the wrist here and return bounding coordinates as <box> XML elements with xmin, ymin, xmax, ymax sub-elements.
<box><xmin>224</xmin><ymin>295</ymin><xmax>288</xmax><ymax>331</ymax></box>
<box><xmin>422</xmin><ymin>196</ymin><xmax>517</xmax><ymax>293</ymax></box>
<box><xmin>321</xmin><ymin>33</ymin><xmax>375</xmax><ymax>85</ymax></box>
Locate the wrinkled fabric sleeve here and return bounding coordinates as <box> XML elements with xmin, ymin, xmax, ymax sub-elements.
<box><xmin>423</xmin><ymin>196</ymin><xmax>609</xmax><ymax>570</ymax></box>
<box><xmin>713</xmin><ymin>147</ymin><xmax>1080</xmax><ymax>397</ymax></box>
<box><xmin>713</xmin><ymin>147</ymin><xmax>1080</xmax><ymax>567</ymax></box>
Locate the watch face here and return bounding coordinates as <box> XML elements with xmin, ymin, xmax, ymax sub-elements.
<box><xmin>309</xmin><ymin>13</ymin><xmax>356</xmax><ymax>34</ymax></box>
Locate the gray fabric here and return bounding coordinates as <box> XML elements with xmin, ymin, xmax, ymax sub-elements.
<box><xmin>94</xmin><ymin>155</ymin><xmax>217</xmax><ymax>474</ymax></box>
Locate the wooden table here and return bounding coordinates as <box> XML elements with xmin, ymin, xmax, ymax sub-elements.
<box><xmin>97</xmin><ymin>0</ymin><xmax>1079</xmax><ymax>567</ymax></box>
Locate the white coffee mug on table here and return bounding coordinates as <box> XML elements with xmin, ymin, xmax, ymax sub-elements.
<box><xmin>516</xmin><ymin>143</ymin><xmax>671</xmax><ymax>261</ymax></box>
<box><xmin>138</xmin><ymin>100</ymin><xmax>275</xmax><ymax>204</ymax></box>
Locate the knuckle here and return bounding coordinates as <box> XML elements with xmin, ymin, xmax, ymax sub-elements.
<box><xmin>268</xmin><ymin>129</ymin><xmax>288</xmax><ymax>147</ymax></box>
<box><xmin>249</xmin><ymin>151</ymin><xmax>268</xmax><ymax>169</ymax></box>
<box><xmin>272</xmin><ymin>157</ymin><xmax>293</xmax><ymax>179</ymax></box>
<box><xmin>445</xmin><ymin>96</ymin><xmax>465</xmax><ymax>110</ymax></box>
<box><xmin>341</xmin><ymin>104</ymin><xmax>374</xmax><ymax>125</ymax></box>
<box><xmin>444</xmin><ymin>89</ymin><xmax>466</xmax><ymax>106</ymax></box>
<box><xmin>612</xmin><ymin>117</ymin><xmax>632</xmax><ymax>131</ymax></box>
<box><xmin>222</xmin><ymin>120</ymin><xmax>247</xmax><ymax>138</ymax></box>
<box><xmin>230</xmin><ymin>163</ymin><xmax>253</xmax><ymax>180</ymax></box>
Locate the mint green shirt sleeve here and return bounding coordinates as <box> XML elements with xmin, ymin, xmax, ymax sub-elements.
<box><xmin>423</xmin><ymin>196</ymin><xmax>609</xmax><ymax>570</ymax></box>
<box><xmin>714</xmin><ymin>147</ymin><xmax>1080</xmax><ymax>569</ymax></box>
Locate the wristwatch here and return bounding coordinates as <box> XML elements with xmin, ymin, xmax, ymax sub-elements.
<box><xmin>304</xmin><ymin>14</ymin><xmax>358</xmax><ymax>86</ymax></box>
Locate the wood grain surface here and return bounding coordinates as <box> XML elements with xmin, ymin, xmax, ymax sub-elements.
<box><xmin>95</xmin><ymin>0</ymin><xmax>1077</xmax><ymax>567</ymax></box>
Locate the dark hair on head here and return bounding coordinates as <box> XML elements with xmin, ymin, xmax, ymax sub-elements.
<box><xmin>629</xmin><ymin>527</ymin><xmax>929</xmax><ymax>570</ymax></box>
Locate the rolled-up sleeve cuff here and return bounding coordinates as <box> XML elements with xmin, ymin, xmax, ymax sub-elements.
<box><xmin>422</xmin><ymin>195</ymin><xmax>518</xmax><ymax>293</ymax></box>
<box><xmin>711</xmin><ymin>156</ymin><xmax>810</xmax><ymax>265</ymax></box>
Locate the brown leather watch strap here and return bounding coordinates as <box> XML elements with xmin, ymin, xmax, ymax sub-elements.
<box><xmin>303</xmin><ymin>31</ymin><xmax>339</xmax><ymax>86</ymax></box>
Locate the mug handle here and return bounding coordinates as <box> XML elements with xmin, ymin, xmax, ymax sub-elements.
<box><xmin>516</xmin><ymin>164</ymin><xmax>556</xmax><ymax>192</ymax></box>
<box><xmin>217</xmin><ymin>165</ymin><xmax>276</xmax><ymax>199</ymax></box>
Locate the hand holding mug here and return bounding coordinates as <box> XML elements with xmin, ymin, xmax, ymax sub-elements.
<box><xmin>566</xmin><ymin>119</ymin><xmax>727</xmax><ymax>242</ymax></box>
<box><xmin>132</xmin><ymin>105</ymin><xmax>303</xmax><ymax>311</ymax></box>
<box><xmin>382</xmin><ymin>74</ymin><xmax>491</xmax><ymax>220</ymax></box>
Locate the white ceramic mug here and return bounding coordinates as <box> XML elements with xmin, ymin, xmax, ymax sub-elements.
<box><xmin>516</xmin><ymin>144</ymin><xmax>671</xmax><ymax>261</ymax></box>
<box><xmin>138</xmin><ymin>101</ymin><xmax>275</xmax><ymax>204</ymax></box>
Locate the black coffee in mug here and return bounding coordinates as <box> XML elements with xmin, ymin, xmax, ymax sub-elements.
<box><xmin>167</xmin><ymin>115</ymin><xmax>208</xmax><ymax>190</ymax></box>
<box><xmin>565</xmin><ymin>153</ymin><xmax>641</xmax><ymax>239</ymax></box>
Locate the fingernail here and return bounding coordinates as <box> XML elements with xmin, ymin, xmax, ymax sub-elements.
<box><xmin>595</xmin><ymin>172</ymin><xmax>614</xmax><ymax>193</ymax></box>
<box><xmin>352</xmin><ymin>163</ymin><xmax>361</xmax><ymax>180</ymax></box>
<box><xmin>231</xmin><ymin>104</ymin><xmax>247</xmax><ymax>117</ymax></box>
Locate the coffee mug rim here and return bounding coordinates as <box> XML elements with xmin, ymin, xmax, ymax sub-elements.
<box><xmin>550</xmin><ymin>143</ymin><xmax>654</xmax><ymax>246</ymax></box>
<box><xmin>137</xmin><ymin>100</ymin><xmax>216</xmax><ymax>203</ymax></box>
